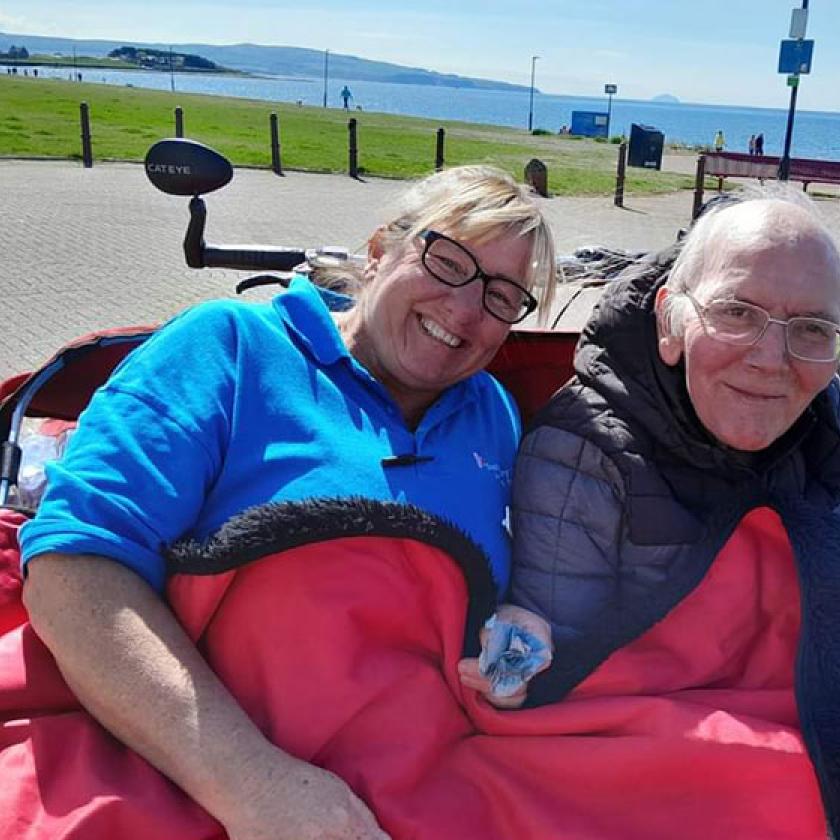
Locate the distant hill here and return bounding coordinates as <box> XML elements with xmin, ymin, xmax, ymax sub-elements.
<box><xmin>652</xmin><ymin>93</ymin><xmax>680</xmax><ymax>104</ymax></box>
<box><xmin>0</xmin><ymin>32</ymin><xmax>531</xmax><ymax>92</ymax></box>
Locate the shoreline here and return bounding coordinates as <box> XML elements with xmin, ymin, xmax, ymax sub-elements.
<box><xmin>0</xmin><ymin>60</ymin><xmax>243</xmax><ymax>75</ymax></box>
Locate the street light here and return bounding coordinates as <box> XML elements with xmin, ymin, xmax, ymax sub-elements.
<box><xmin>604</xmin><ymin>83</ymin><xmax>618</xmax><ymax>138</ymax></box>
<box><xmin>322</xmin><ymin>49</ymin><xmax>330</xmax><ymax>108</ymax></box>
<box><xmin>528</xmin><ymin>55</ymin><xmax>539</xmax><ymax>132</ymax></box>
<box><xmin>778</xmin><ymin>1</ymin><xmax>812</xmax><ymax>181</ymax></box>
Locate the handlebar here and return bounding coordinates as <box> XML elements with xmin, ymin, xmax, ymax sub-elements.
<box><xmin>184</xmin><ymin>196</ymin><xmax>308</xmax><ymax>272</ymax></box>
<box><xmin>143</xmin><ymin>142</ymin><xmax>359</xmax><ymax>283</ymax></box>
<box><xmin>201</xmin><ymin>245</ymin><xmax>308</xmax><ymax>272</ymax></box>
<box><xmin>182</xmin><ymin>195</ymin><xmax>364</xmax><ymax>283</ymax></box>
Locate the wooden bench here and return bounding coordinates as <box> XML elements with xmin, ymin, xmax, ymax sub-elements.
<box><xmin>693</xmin><ymin>152</ymin><xmax>840</xmax><ymax>217</ymax></box>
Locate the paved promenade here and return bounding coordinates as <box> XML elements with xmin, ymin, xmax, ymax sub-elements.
<box><xmin>1</xmin><ymin>157</ymin><xmax>702</xmax><ymax>379</ymax></box>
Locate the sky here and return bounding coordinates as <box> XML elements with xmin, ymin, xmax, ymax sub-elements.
<box><xmin>1</xmin><ymin>0</ymin><xmax>839</xmax><ymax>111</ymax></box>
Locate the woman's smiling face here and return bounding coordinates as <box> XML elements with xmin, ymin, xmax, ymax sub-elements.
<box><xmin>344</xmin><ymin>229</ymin><xmax>532</xmax><ymax>424</ymax></box>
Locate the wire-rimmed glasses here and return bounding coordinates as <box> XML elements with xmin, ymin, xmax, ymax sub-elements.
<box><xmin>685</xmin><ymin>292</ymin><xmax>840</xmax><ymax>363</ymax></box>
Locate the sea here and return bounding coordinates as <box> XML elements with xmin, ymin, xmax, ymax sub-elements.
<box><xmin>14</xmin><ymin>64</ymin><xmax>840</xmax><ymax>162</ymax></box>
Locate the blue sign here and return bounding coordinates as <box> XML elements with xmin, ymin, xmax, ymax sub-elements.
<box><xmin>778</xmin><ymin>39</ymin><xmax>814</xmax><ymax>74</ymax></box>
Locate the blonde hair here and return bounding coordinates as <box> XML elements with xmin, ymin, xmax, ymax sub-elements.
<box><xmin>316</xmin><ymin>165</ymin><xmax>556</xmax><ymax>316</ymax></box>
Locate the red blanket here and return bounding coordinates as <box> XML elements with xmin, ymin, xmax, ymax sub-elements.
<box><xmin>0</xmin><ymin>505</ymin><xmax>826</xmax><ymax>839</ymax></box>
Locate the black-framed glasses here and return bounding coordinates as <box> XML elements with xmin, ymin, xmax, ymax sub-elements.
<box><xmin>418</xmin><ymin>230</ymin><xmax>538</xmax><ymax>325</ymax></box>
<box><xmin>685</xmin><ymin>292</ymin><xmax>840</xmax><ymax>363</ymax></box>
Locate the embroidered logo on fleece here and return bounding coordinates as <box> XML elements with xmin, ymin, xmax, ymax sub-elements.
<box><xmin>473</xmin><ymin>452</ymin><xmax>512</xmax><ymax>487</ymax></box>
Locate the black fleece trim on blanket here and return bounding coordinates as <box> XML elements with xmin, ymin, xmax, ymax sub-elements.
<box><xmin>166</xmin><ymin>497</ymin><xmax>497</xmax><ymax>658</ymax></box>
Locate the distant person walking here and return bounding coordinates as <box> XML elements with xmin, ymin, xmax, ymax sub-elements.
<box><xmin>755</xmin><ymin>133</ymin><xmax>764</xmax><ymax>156</ymax></box>
<box><xmin>748</xmin><ymin>134</ymin><xmax>756</xmax><ymax>156</ymax></box>
<box><xmin>340</xmin><ymin>85</ymin><xmax>353</xmax><ymax>110</ymax></box>
<box><xmin>714</xmin><ymin>130</ymin><xmax>725</xmax><ymax>152</ymax></box>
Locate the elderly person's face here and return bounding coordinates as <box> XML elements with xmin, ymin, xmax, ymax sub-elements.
<box><xmin>656</xmin><ymin>203</ymin><xmax>840</xmax><ymax>451</ymax></box>
<box><xmin>342</xmin><ymin>227</ymin><xmax>533</xmax><ymax>424</ymax></box>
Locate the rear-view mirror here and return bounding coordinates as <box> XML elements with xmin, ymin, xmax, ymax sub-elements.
<box><xmin>144</xmin><ymin>138</ymin><xmax>233</xmax><ymax>196</ymax></box>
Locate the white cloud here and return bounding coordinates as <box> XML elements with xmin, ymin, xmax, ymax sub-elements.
<box><xmin>590</xmin><ymin>49</ymin><xmax>627</xmax><ymax>61</ymax></box>
<box><xmin>354</xmin><ymin>30</ymin><xmax>414</xmax><ymax>43</ymax></box>
<box><xmin>0</xmin><ymin>12</ymin><xmax>38</xmax><ymax>31</ymax></box>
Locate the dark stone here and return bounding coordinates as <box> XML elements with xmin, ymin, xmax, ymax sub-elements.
<box><xmin>524</xmin><ymin>158</ymin><xmax>548</xmax><ymax>197</ymax></box>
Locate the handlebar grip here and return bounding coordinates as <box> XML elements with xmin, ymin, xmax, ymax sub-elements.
<box><xmin>202</xmin><ymin>246</ymin><xmax>308</xmax><ymax>272</ymax></box>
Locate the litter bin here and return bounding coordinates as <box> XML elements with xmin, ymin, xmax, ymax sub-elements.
<box><xmin>628</xmin><ymin>123</ymin><xmax>664</xmax><ymax>170</ymax></box>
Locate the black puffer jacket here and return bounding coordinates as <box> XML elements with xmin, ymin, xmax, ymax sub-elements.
<box><xmin>510</xmin><ymin>271</ymin><xmax>840</xmax><ymax>831</ymax></box>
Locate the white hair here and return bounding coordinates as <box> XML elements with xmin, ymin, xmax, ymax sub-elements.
<box><xmin>660</xmin><ymin>185</ymin><xmax>840</xmax><ymax>337</ymax></box>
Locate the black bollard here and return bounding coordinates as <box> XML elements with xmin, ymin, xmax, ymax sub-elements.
<box><xmin>614</xmin><ymin>142</ymin><xmax>627</xmax><ymax>208</ymax></box>
<box><xmin>270</xmin><ymin>113</ymin><xmax>283</xmax><ymax>176</ymax></box>
<box><xmin>348</xmin><ymin>118</ymin><xmax>358</xmax><ymax>178</ymax></box>
<box><xmin>79</xmin><ymin>101</ymin><xmax>93</xmax><ymax>169</ymax></box>
<box><xmin>174</xmin><ymin>106</ymin><xmax>184</xmax><ymax>138</ymax></box>
<box><xmin>692</xmin><ymin>155</ymin><xmax>706</xmax><ymax>220</ymax></box>
<box><xmin>435</xmin><ymin>128</ymin><xmax>445</xmax><ymax>172</ymax></box>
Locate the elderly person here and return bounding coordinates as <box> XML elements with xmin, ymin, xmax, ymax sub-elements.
<box><xmin>465</xmin><ymin>192</ymin><xmax>840</xmax><ymax>836</ymax></box>
<box><xmin>17</xmin><ymin>165</ymin><xmax>554</xmax><ymax>840</ymax></box>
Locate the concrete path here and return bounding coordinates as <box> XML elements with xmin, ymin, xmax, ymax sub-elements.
<box><xmin>1</xmin><ymin>158</ymin><xmax>703</xmax><ymax>379</ymax></box>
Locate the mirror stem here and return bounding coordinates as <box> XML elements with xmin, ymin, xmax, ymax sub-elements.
<box><xmin>184</xmin><ymin>195</ymin><xmax>207</xmax><ymax>268</ymax></box>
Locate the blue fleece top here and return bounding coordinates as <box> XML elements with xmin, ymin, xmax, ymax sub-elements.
<box><xmin>20</xmin><ymin>278</ymin><xmax>520</xmax><ymax>593</ymax></box>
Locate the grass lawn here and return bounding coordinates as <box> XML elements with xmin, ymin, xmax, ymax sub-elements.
<box><xmin>0</xmin><ymin>76</ymin><xmax>699</xmax><ymax>196</ymax></box>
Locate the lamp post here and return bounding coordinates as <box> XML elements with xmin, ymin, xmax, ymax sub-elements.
<box><xmin>169</xmin><ymin>46</ymin><xmax>175</xmax><ymax>93</ymax></box>
<box><xmin>322</xmin><ymin>49</ymin><xmax>330</xmax><ymax>108</ymax></box>
<box><xmin>527</xmin><ymin>55</ymin><xmax>539</xmax><ymax>132</ymax></box>
<box><xmin>778</xmin><ymin>0</ymin><xmax>811</xmax><ymax>181</ymax></box>
<box><xmin>604</xmin><ymin>83</ymin><xmax>618</xmax><ymax>138</ymax></box>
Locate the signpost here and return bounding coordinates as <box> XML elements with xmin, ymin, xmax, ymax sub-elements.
<box><xmin>777</xmin><ymin>3</ymin><xmax>812</xmax><ymax>181</ymax></box>
<box><xmin>528</xmin><ymin>56</ymin><xmax>539</xmax><ymax>132</ymax></box>
<box><xmin>604</xmin><ymin>83</ymin><xmax>618</xmax><ymax>138</ymax></box>
<box><xmin>322</xmin><ymin>49</ymin><xmax>330</xmax><ymax>108</ymax></box>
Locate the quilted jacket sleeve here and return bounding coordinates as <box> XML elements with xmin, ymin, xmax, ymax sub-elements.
<box><xmin>510</xmin><ymin>421</ymin><xmax>625</xmax><ymax>650</ymax></box>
